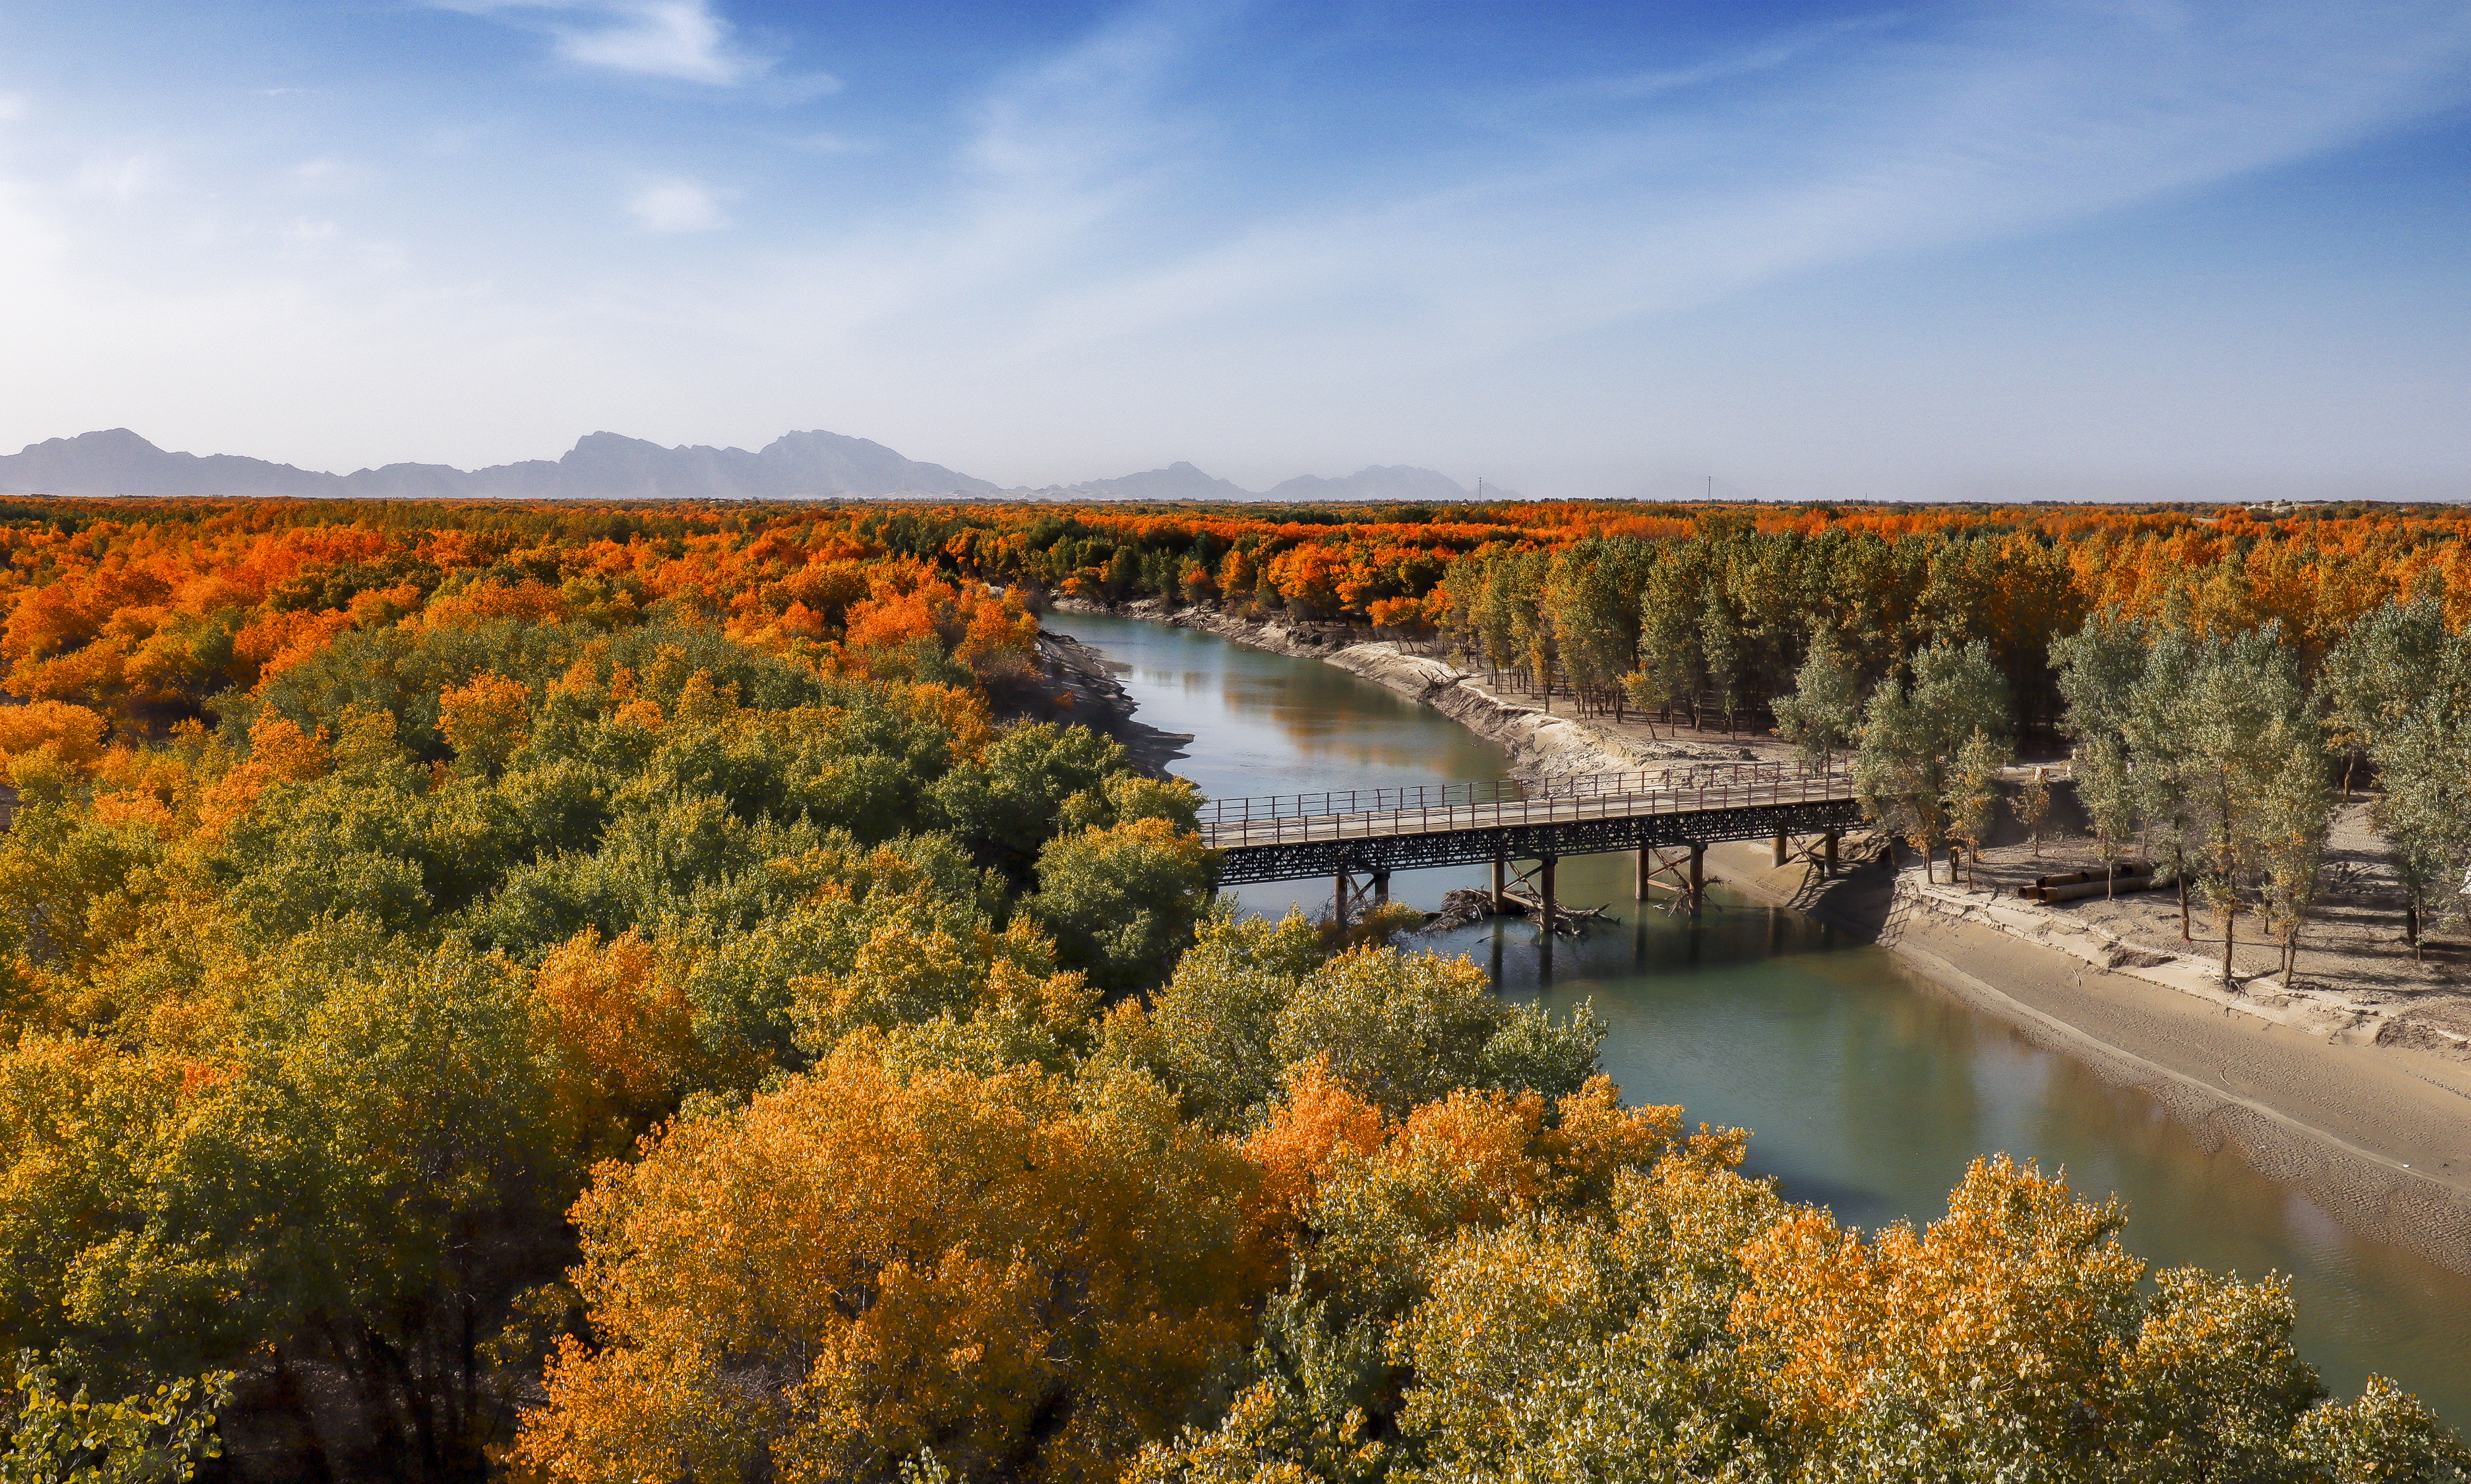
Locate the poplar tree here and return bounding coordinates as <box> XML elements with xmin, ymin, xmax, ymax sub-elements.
<box><xmin>2372</xmin><ymin>694</ymin><xmax>2471</xmax><ymax>961</ymax></box>
<box><xmin>1629</xmin><ymin>555</ymin><xmax>1704</xmax><ymax>729</ymax></box>
<box><xmin>2319</xmin><ymin>597</ymin><xmax>2447</xmax><ymax>799</ymax></box>
<box><xmin>2077</xmin><ymin>735</ymin><xmax>2137</xmax><ymax>895</ymax></box>
<box><xmin>2052</xmin><ymin>610</ymin><xmax>2150</xmax><ymax>894</ymax></box>
<box><xmin>1945</xmin><ymin>726</ymin><xmax>2009</xmax><ymax>889</ymax></box>
<box><xmin>1854</xmin><ymin>642</ymin><xmax>2010</xmax><ymax>884</ymax></box>
<box><xmin>1699</xmin><ymin>587</ymin><xmax>1746</xmax><ymax>735</ymax></box>
<box><xmin>2158</xmin><ymin>625</ymin><xmax>2309</xmax><ymax>984</ymax></box>
<box><xmin>2125</xmin><ymin>620</ymin><xmax>2205</xmax><ymax>939</ymax></box>
<box><xmin>1772</xmin><ymin>629</ymin><xmax>1862</xmax><ymax>777</ymax></box>
<box><xmin>2257</xmin><ymin>730</ymin><xmax>2333</xmax><ymax>983</ymax></box>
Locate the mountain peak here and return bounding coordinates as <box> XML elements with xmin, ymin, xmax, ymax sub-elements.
<box><xmin>1264</xmin><ymin>466</ymin><xmax>1469</xmax><ymax>503</ymax></box>
<box><xmin>0</xmin><ymin>428</ymin><xmax>1000</xmax><ymax>500</ymax></box>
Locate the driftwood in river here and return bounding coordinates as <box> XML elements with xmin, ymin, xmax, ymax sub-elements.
<box><xmin>1425</xmin><ymin>887</ymin><xmax>1606</xmax><ymax>937</ymax></box>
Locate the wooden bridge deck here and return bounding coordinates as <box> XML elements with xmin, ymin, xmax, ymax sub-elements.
<box><xmin>1201</xmin><ymin>762</ymin><xmax>1864</xmax><ymax>886</ymax></box>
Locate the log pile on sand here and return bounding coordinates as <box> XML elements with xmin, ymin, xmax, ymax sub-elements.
<box><xmin>2017</xmin><ymin>862</ymin><xmax>2156</xmax><ymax>903</ymax></box>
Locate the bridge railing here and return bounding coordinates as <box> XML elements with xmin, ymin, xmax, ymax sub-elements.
<box><xmin>1196</xmin><ymin>760</ymin><xmax>1857</xmax><ymax>845</ymax></box>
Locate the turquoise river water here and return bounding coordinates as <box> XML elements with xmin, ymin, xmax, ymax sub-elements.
<box><xmin>1045</xmin><ymin>607</ymin><xmax>2471</xmax><ymax>1425</ymax></box>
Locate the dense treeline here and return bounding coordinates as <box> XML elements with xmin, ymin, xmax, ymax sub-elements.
<box><xmin>0</xmin><ymin>496</ymin><xmax>2457</xmax><ymax>1480</ymax></box>
<box><xmin>906</xmin><ymin>496</ymin><xmax>2471</xmax><ymax>738</ymax></box>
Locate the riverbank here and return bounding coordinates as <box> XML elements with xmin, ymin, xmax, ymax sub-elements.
<box><xmin>1052</xmin><ymin>595</ymin><xmax>1750</xmax><ymax>775</ymax></box>
<box><xmin>1024</xmin><ymin>629</ymin><xmax>1194</xmax><ymax>777</ymax></box>
<box><xmin>1724</xmin><ymin>841</ymin><xmax>2471</xmax><ymax>1268</ymax></box>
<box><xmin>1050</xmin><ymin>595</ymin><xmax>2471</xmax><ymax>1273</ymax></box>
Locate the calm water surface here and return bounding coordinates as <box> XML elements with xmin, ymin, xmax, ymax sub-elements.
<box><xmin>1048</xmin><ymin>608</ymin><xmax>2471</xmax><ymax>1424</ymax></box>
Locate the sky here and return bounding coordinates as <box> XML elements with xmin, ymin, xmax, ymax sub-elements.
<box><xmin>0</xmin><ymin>0</ymin><xmax>2467</xmax><ymax>500</ymax></box>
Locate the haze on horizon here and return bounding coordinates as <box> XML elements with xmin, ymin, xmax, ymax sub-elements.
<box><xmin>1</xmin><ymin>0</ymin><xmax>2466</xmax><ymax>504</ymax></box>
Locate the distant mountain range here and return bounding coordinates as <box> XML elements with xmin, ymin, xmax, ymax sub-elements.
<box><xmin>0</xmin><ymin>429</ymin><xmax>1475</xmax><ymax>504</ymax></box>
<box><xmin>0</xmin><ymin>428</ymin><xmax>999</xmax><ymax>501</ymax></box>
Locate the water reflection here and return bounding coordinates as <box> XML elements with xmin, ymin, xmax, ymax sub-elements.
<box><xmin>1045</xmin><ymin>610</ymin><xmax>1504</xmax><ymax>920</ymax></box>
<box><xmin>1047</xmin><ymin>607</ymin><xmax>2471</xmax><ymax>1425</ymax></box>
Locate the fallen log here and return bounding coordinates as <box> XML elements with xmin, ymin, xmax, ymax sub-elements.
<box><xmin>2032</xmin><ymin>875</ymin><xmax>2161</xmax><ymax>904</ymax></box>
<box><xmin>1424</xmin><ymin>887</ymin><xmax>1608</xmax><ymax>935</ymax></box>
<box><xmin>2031</xmin><ymin>862</ymin><xmax>2153</xmax><ymax>890</ymax></box>
<box><xmin>1500</xmin><ymin>888</ymin><xmax>1610</xmax><ymax>937</ymax></box>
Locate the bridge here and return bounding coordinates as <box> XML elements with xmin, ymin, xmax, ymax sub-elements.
<box><xmin>1198</xmin><ymin>760</ymin><xmax>1865</xmax><ymax>925</ymax></box>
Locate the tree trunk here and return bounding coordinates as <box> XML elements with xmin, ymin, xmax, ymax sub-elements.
<box><xmin>2223</xmin><ymin>907</ymin><xmax>2236</xmax><ymax>988</ymax></box>
<box><xmin>2178</xmin><ymin>871</ymin><xmax>2191</xmax><ymax>941</ymax></box>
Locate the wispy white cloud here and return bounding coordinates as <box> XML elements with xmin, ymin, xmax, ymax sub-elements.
<box><xmin>844</xmin><ymin>0</ymin><xmax>2471</xmax><ymax>368</ymax></box>
<box><xmin>1556</xmin><ymin>12</ymin><xmax>1909</xmax><ymax>103</ymax></box>
<box><xmin>436</xmin><ymin>0</ymin><xmax>770</xmax><ymax>86</ymax></box>
<box><xmin>288</xmin><ymin>157</ymin><xmax>375</xmax><ymax>193</ymax></box>
<box><xmin>625</xmin><ymin>176</ymin><xmax>731</xmax><ymax>232</ymax></box>
<box><xmin>71</xmin><ymin>152</ymin><xmax>165</xmax><ymax>203</ymax></box>
<box><xmin>277</xmin><ymin>216</ymin><xmax>339</xmax><ymax>258</ymax></box>
<box><xmin>778</xmin><ymin>131</ymin><xmax>874</xmax><ymax>155</ymax></box>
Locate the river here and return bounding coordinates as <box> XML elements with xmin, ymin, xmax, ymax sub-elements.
<box><xmin>1046</xmin><ymin>606</ymin><xmax>2471</xmax><ymax>1425</ymax></box>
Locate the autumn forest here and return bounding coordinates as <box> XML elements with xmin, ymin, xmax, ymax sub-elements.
<box><xmin>0</xmin><ymin>493</ymin><xmax>2467</xmax><ymax>1481</ymax></box>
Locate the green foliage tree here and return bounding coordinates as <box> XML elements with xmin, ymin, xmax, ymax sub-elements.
<box><xmin>1944</xmin><ymin>725</ymin><xmax>2009</xmax><ymax>889</ymax></box>
<box><xmin>1854</xmin><ymin>641</ymin><xmax>2010</xmax><ymax>882</ymax></box>
<box><xmin>2371</xmin><ymin>700</ymin><xmax>2471</xmax><ymax>962</ymax></box>
<box><xmin>2258</xmin><ymin>733</ymin><xmax>2334</xmax><ymax>983</ymax></box>
<box><xmin>2126</xmin><ymin>619</ymin><xmax>2207</xmax><ymax>938</ymax></box>
<box><xmin>1271</xmin><ymin>943</ymin><xmax>1601</xmax><ymax>1117</ymax></box>
<box><xmin>2078</xmin><ymin>734</ymin><xmax>2138</xmax><ymax>894</ymax></box>
<box><xmin>2163</xmin><ymin>627</ymin><xmax>2312</xmax><ymax>983</ymax></box>
<box><xmin>927</xmin><ymin>722</ymin><xmax>1136</xmax><ymax>883</ymax></box>
<box><xmin>1021</xmin><ymin>817</ymin><xmax>1218</xmax><ymax>995</ymax></box>
<box><xmin>1698</xmin><ymin>587</ymin><xmax>1747</xmax><ymax>736</ymax></box>
<box><xmin>2320</xmin><ymin>598</ymin><xmax>2449</xmax><ymax>800</ymax></box>
<box><xmin>1771</xmin><ymin>629</ymin><xmax>1862</xmax><ymax>776</ymax></box>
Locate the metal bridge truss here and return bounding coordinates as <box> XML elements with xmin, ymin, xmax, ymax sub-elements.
<box><xmin>1212</xmin><ymin>797</ymin><xmax>1865</xmax><ymax>885</ymax></box>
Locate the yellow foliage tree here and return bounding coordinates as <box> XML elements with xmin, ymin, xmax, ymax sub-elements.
<box><xmin>517</xmin><ymin>1045</ymin><xmax>1273</xmax><ymax>1484</ymax></box>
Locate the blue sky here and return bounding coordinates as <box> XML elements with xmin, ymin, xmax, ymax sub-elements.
<box><xmin>1</xmin><ymin>1</ymin><xmax>2466</xmax><ymax>498</ymax></box>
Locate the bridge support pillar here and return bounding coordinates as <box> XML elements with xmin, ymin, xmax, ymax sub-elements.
<box><xmin>1539</xmin><ymin>856</ymin><xmax>1557</xmax><ymax>931</ymax></box>
<box><xmin>1634</xmin><ymin>848</ymin><xmax>1649</xmax><ymax>900</ymax></box>
<box><xmin>1491</xmin><ymin>857</ymin><xmax>1507</xmax><ymax>915</ymax></box>
<box><xmin>1335</xmin><ymin>867</ymin><xmax>1351</xmax><ymax>927</ymax></box>
<box><xmin>1823</xmin><ymin>830</ymin><xmax>1840</xmax><ymax>878</ymax></box>
<box><xmin>1688</xmin><ymin>843</ymin><xmax>1705</xmax><ymax>915</ymax></box>
<box><xmin>1371</xmin><ymin>870</ymin><xmax>1390</xmax><ymax>907</ymax></box>
<box><xmin>1772</xmin><ymin>832</ymin><xmax>1788</xmax><ymax>867</ymax></box>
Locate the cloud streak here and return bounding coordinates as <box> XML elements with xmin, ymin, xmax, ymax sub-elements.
<box><xmin>626</xmin><ymin>176</ymin><xmax>730</xmax><ymax>232</ymax></box>
<box><xmin>435</xmin><ymin>0</ymin><xmax>770</xmax><ymax>86</ymax></box>
<box><xmin>834</xmin><ymin>0</ymin><xmax>2471</xmax><ymax>367</ymax></box>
